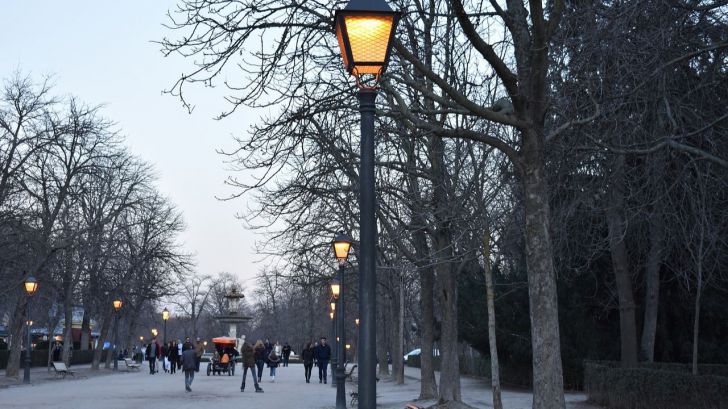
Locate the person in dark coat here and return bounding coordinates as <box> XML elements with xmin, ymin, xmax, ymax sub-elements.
<box><xmin>314</xmin><ymin>337</ymin><xmax>331</xmax><ymax>384</ymax></box>
<box><xmin>268</xmin><ymin>350</ymin><xmax>280</xmax><ymax>381</ymax></box>
<box><xmin>145</xmin><ymin>338</ymin><xmax>161</xmax><ymax>374</ymax></box>
<box><xmin>167</xmin><ymin>341</ymin><xmax>178</xmax><ymax>374</ymax></box>
<box><xmin>282</xmin><ymin>343</ymin><xmax>292</xmax><ymax>367</ymax></box>
<box><xmin>263</xmin><ymin>339</ymin><xmax>273</xmax><ymax>364</ymax></box>
<box><xmin>182</xmin><ymin>346</ymin><xmax>197</xmax><ymax>392</ymax></box>
<box><xmin>254</xmin><ymin>340</ymin><xmax>267</xmax><ymax>381</ymax></box>
<box><xmin>239</xmin><ymin>341</ymin><xmax>263</xmax><ymax>393</ymax></box>
<box><xmin>302</xmin><ymin>342</ymin><xmax>315</xmax><ymax>383</ymax></box>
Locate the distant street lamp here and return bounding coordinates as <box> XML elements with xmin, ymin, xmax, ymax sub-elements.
<box><xmin>23</xmin><ymin>276</ymin><xmax>38</xmax><ymax>384</ymax></box>
<box><xmin>162</xmin><ymin>308</ymin><xmax>170</xmax><ymax>345</ymax></box>
<box><xmin>332</xmin><ymin>232</ymin><xmax>352</xmax><ymax>407</ymax></box>
<box><xmin>113</xmin><ymin>298</ymin><xmax>123</xmax><ymax>371</ymax></box>
<box><xmin>333</xmin><ymin>1</ymin><xmax>399</xmax><ymax>407</ymax></box>
<box><xmin>330</xmin><ymin>299</ymin><xmax>337</xmax><ymax>388</ymax></box>
<box><xmin>151</xmin><ymin>328</ymin><xmax>158</xmax><ymax>338</ymax></box>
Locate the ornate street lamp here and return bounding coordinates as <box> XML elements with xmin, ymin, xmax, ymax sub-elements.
<box><xmin>151</xmin><ymin>328</ymin><xmax>158</xmax><ymax>337</ymax></box>
<box><xmin>330</xmin><ymin>232</ymin><xmax>353</xmax><ymax>406</ymax></box>
<box><xmin>162</xmin><ymin>308</ymin><xmax>170</xmax><ymax>345</ymax></box>
<box><xmin>23</xmin><ymin>276</ymin><xmax>38</xmax><ymax>384</ymax></box>
<box><xmin>112</xmin><ymin>297</ymin><xmax>123</xmax><ymax>371</ymax></box>
<box><xmin>334</xmin><ymin>1</ymin><xmax>399</xmax><ymax>407</ymax></box>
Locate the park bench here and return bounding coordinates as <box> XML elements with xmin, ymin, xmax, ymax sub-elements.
<box><xmin>52</xmin><ymin>361</ymin><xmax>75</xmax><ymax>379</ymax></box>
<box><xmin>124</xmin><ymin>358</ymin><xmax>142</xmax><ymax>371</ymax></box>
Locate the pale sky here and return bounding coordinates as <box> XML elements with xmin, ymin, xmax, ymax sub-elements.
<box><xmin>1</xmin><ymin>1</ymin><xmax>263</xmax><ymax>284</ymax></box>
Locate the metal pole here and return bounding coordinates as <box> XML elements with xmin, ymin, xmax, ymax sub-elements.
<box><xmin>331</xmin><ymin>312</ymin><xmax>337</xmax><ymax>387</ymax></box>
<box><xmin>164</xmin><ymin>320</ymin><xmax>167</xmax><ymax>346</ymax></box>
<box><xmin>357</xmin><ymin>88</ymin><xmax>377</xmax><ymax>409</ymax></box>
<box><xmin>23</xmin><ymin>298</ymin><xmax>31</xmax><ymax>384</ymax></box>
<box><xmin>113</xmin><ymin>312</ymin><xmax>119</xmax><ymax>371</ymax></box>
<box><xmin>336</xmin><ymin>262</ymin><xmax>347</xmax><ymax>408</ymax></box>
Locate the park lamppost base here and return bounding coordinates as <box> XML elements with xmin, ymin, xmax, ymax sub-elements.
<box><xmin>23</xmin><ymin>301</ymin><xmax>32</xmax><ymax>384</ymax></box>
<box><xmin>336</xmin><ymin>261</ymin><xmax>347</xmax><ymax>408</ymax></box>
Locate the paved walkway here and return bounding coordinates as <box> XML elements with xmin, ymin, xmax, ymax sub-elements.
<box><xmin>0</xmin><ymin>363</ymin><xmax>599</xmax><ymax>409</ymax></box>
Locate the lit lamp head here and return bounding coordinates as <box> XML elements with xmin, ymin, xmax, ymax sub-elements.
<box><xmin>162</xmin><ymin>308</ymin><xmax>170</xmax><ymax>321</ymax></box>
<box><xmin>346</xmin><ymin>344</ymin><xmax>351</xmax><ymax>350</ymax></box>
<box><xmin>329</xmin><ymin>311</ymin><xmax>335</xmax><ymax>320</ymax></box>
<box><xmin>334</xmin><ymin>0</ymin><xmax>401</xmax><ymax>88</ymax></box>
<box><xmin>139</xmin><ymin>336</ymin><xmax>144</xmax><ymax>342</ymax></box>
<box><xmin>24</xmin><ymin>276</ymin><xmax>39</xmax><ymax>296</ymax></box>
<box><xmin>330</xmin><ymin>301</ymin><xmax>337</xmax><ymax>312</ymax></box>
<box><xmin>332</xmin><ymin>231</ymin><xmax>353</xmax><ymax>263</ymax></box>
<box><xmin>151</xmin><ymin>328</ymin><xmax>158</xmax><ymax>337</ymax></box>
<box><xmin>330</xmin><ymin>278</ymin><xmax>341</xmax><ymax>300</ymax></box>
<box><xmin>355</xmin><ymin>318</ymin><xmax>360</xmax><ymax>326</ymax></box>
<box><xmin>112</xmin><ymin>298</ymin><xmax>123</xmax><ymax>312</ymax></box>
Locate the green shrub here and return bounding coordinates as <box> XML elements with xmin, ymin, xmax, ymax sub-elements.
<box><xmin>585</xmin><ymin>362</ymin><xmax>728</xmax><ymax>409</ymax></box>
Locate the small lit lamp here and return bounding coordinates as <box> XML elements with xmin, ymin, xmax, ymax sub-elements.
<box><xmin>162</xmin><ymin>308</ymin><xmax>170</xmax><ymax>345</ymax></box>
<box><xmin>151</xmin><ymin>328</ymin><xmax>158</xmax><ymax>337</ymax></box>
<box><xmin>23</xmin><ymin>276</ymin><xmax>38</xmax><ymax>384</ymax></box>
<box><xmin>330</xmin><ymin>278</ymin><xmax>341</xmax><ymax>300</ymax></box>
<box><xmin>332</xmin><ymin>232</ymin><xmax>353</xmax><ymax>262</ymax></box>
<box><xmin>112</xmin><ymin>298</ymin><xmax>123</xmax><ymax>371</ymax></box>
<box><xmin>331</xmin><ymin>301</ymin><xmax>337</xmax><ymax>312</ymax></box>
<box><xmin>355</xmin><ymin>318</ymin><xmax>360</xmax><ymax>327</ymax></box>
<box><xmin>329</xmin><ymin>312</ymin><xmax>334</xmax><ymax>320</ymax></box>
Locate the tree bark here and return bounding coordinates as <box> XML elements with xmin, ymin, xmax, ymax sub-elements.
<box><xmin>606</xmin><ymin>154</ymin><xmax>639</xmax><ymax>367</ymax></box>
<box><xmin>692</xmin><ymin>278</ymin><xmax>702</xmax><ymax>375</ymax></box>
<box><xmin>5</xmin><ymin>297</ymin><xmax>27</xmax><ymax>378</ymax></box>
<box><xmin>80</xmin><ymin>308</ymin><xmax>91</xmax><ymax>351</ymax></box>
<box><xmin>418</xmin><ymin>264</ymin><xmax>438</xmax><ymax>399</ymax></box>
<box><xmin>92</xmin><ymin>307</ymin><xmax>113</xmax><ymax>370</ymax></box>
<box><xmin>377</xmin><ymin>288</ymin><xmax>390</xmax><ymax>377</ymax></box>
<box><xmin>392</xmin><ymin>274</ymin><xmax>405</xmax><ymax>384</ymax></box>
<box><xmin>640</xmin><ymin>210</ymin><xmax>664</xmax><ymax>362</ymax></box>
<box><xmin>521</xmin><ymin>128</ymin><xmax>566</xmax><ymax>409</ymax></box>
<box><xmin>483</xmin><ymin>228</ymin><xmax>503</xmax><ymax>409</ymax></box>
<box><xmin>61</xmin><ymin>279</ymin><xmax>74</xmax><ymax>365</ymax></box>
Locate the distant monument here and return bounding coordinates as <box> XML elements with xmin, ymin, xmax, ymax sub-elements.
<box><xmin>214</xmin><ymin>287</ymin><xmax>251</xmax><ymax>345</ymax></box>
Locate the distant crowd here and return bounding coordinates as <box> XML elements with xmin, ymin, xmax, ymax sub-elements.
<box><xmin>136</xmin><ymin>336</ymin><xmax>333</xmax><ymax>392</ymax></box>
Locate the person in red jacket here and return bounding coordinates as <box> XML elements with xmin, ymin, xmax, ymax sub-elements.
<box><xmin>145</xmin><ymin>337</ymin><xmax>161</xmax><ymax>374</ymax></box>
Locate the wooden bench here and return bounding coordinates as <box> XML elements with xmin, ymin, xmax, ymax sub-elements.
<box><xmin>404</xmin><ymin>404</ymin><xmax>423</xmax><ymax>409</ymax></box>
<box><xmin>52</xmin><ymin>361</ymin><xmax>75</xmax><ymax>379</ymax></box>
<box><xmin>124</xmin><ymin>358</ymin><xmax>142</xmax><ymax>371</ymax></box>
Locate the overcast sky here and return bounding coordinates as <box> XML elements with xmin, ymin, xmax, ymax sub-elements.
<box><xmin>1</xmin><ymin>1</ymin><xmax>263</xmax><ymax>285</ymax></box>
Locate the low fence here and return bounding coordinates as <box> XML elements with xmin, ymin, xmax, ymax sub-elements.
<box><xmin>584</xmin><ymin>361</ymin><xmax>728</xmax><ymax>409</ymax></box>
<box><xmin>0</xmin><ymin>349</ymin><xmax>102</xmax><ymax>370</ymax></box>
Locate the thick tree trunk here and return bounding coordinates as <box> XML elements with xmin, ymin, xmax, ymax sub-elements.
<box><xmin>391</xmin><ymin>274</ymin><xmax>405</xmax><ymax>384</ymax></box>
<box><xmin>640</xmin><ymin>210</ymin><xmax>664</xmax><ymax>362</ymax></box>
<box><xmin>5</xmin><ymin>298</ymin><xmax>27</xmax><ymax>378</ymax></box>
<box><xmin>483</xmin><ymin>229</ymin><xmax>503</xmax><ymax>409</ymax></box>
<box><xmin>521</xmin><ymin>129</ymin><xmax>566</xmax><ymax>409</ymax></box>
<box><xmin>692</xmin><ymin>257</ymin><xmax>703</xmax><ymax>375</ymax></box>
<box><xmin>61</xmin><ymin>281</ymin><xmax>74</xmax><ymax>365</ymax></box>
<box><xmin>80</xmin><ymin>308</ymin><xmax>91</xmax><ymax>351</ymax></box>
<box><xmin>92</xmin><ymin>307</ymin><xmax>113</xmax><ymax>370</ymax></box>
<box><xmin>419</xmin><ymin>265</ymin><xmax>438</xmax><ymax>399</ymax></box>
<box><xmin>377</xmin><ymin>289</ymin><xmax>390</xmax><ymax>377</ymax></box>
<box><xmin>606</xmin><ymin>154</ymin><xmax>639</xmax><ymax>367</ymax></box>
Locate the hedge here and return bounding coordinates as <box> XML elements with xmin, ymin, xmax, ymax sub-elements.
<box><xmin>584</xmin><ymin>361</ymin><xmax>728</xmax><ymax>409</ymax></box>
<box><xmin>0</xmin><ymin>349</ymin><xmax>98</xmax><ymax>369</ymax></box>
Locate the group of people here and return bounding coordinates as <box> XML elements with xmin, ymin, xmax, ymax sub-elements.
<box><xmin>142</xmin><ymin>337</ymin><xmax>203</xmax><ymax>391</ymax></box>
<box><xmin>139</xmin><ymin>336</ymin><xmax>335</xmax><ymax>393</ymax></box>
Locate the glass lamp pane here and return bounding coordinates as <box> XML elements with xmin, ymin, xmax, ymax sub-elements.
<box><xmin>336</xmin><ymin>22</ymin><xmax>351</xmax><ymax>72</ymax></box>
<box><xmin>344</xmin><ymin>14</ymin><xmax>394</xmax><ymax>74</ymax></box>
<box><xmin>334</xmin><ymin>241</ymin><xmax>351</xmax><ymax>259</ymax></box>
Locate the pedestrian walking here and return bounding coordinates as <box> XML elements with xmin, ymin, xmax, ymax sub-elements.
<box><xmin>314</xmin><ymin>337</ymin><xmax>331</xmax><ymax>384</ymax></box>
<box><xmin>167</xmin><ymin>341</ymin><xmax>178</xmax><ymax>374</ymax></box>
<box><xmin>268</xmin><ymin>350</ymin><xmax>280</xmax><ymax>381</ymax></box>
<box><xmin>254</xmin><ymin>340</ymin><xmax>266</xmax><ymax>381</ymax></box>
<box><xmin>274</xmin><ymin>340</ymin><xmax>282</xmax><ymax>357</ymax></box>
<box><xmin>282</xmin><ymin>342</ymin><xmax>292</xmax><ymax>367</ymax></box>
<box><xmin>239</xmin><ymin>341</ymin><xmax>264</xmax><ymax>393</ymax></box>
<box><xmin>161</xmin><ymin>342</ymin><xmax>169</xmax><ymax>373</ymax></box>
<box><xmin>181</xmin><ymin>345</ymin><xmax>197</xmax><ymax>392</ymax></box>
<box><xmin>146</xmin><ymin>337</ymin><xmax>161</xmax><ymax>374</ymax></box>
<box><xmin>194</xmin><ymin>337</ymin><xmax>205</xmax><ymax>372</ymax></box>
<box><xmin>302</xmin><ymin>342</ymin><xmax>315</xmax><ymax>383</ymax></box>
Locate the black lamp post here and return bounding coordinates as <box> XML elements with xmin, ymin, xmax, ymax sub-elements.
<box><xmin>332</xmin><ymin>232</ymin><xmax>353</xmax><ymax>407</ymax></box>
<box><xmin>23</xmin><ymin>276</ymin><xmax>38</xmax><ymax>384</ymax></box>
<box><xmin>334</xmin><ymin>2</ymin><xmax>399</xmax><ymax>408</ymax></box>
<box><xmin>112</xmin><ymin>298</ymin><xmax>123</xmax><ymax>371</ymax></box>
<box><xmin>330</xmin><ymin>299</ymin><xmax>338</xmax><ymax>388</ymax></box>
<box><xmin>162</xmin><ymin>308</ymin><xmax>170</xmax><ymax>345</ymax></box>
